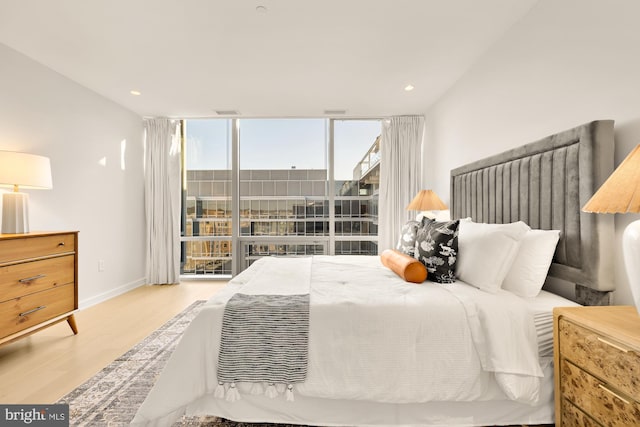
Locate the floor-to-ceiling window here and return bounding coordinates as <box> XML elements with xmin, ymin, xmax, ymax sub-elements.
<box><xmin>182</xmin><ymin>120</ymin><xmax>233</xmax><ymax>275</ymax></box>
<box><xmin>239</xmin><ymin>119</ymin><xmax>329</xmax><ymax>269</ymax></box>
<box><xmin>181</xmin><ymin>118</ymin><xmax>381</xmax><ymax>277</ymax></box>
<box><xmin>333</xmin><ymin>120</ymin><xmax>380</xmax><ymax>255</ymax></box>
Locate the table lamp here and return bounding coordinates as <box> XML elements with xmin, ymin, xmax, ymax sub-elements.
<box><xmin>582</xmin><ymin>144</ymin><xmax>640</xmax><ymax>311</ymax></box>
<box><xmin>407</xmin><ymin>190</ymin><xmax>449</xmax><ymax>221</ymax></box>
<box><xmin>0</xmin><ymin>151</ymin><xmax>53</xmax><ymax>234</ymax></box>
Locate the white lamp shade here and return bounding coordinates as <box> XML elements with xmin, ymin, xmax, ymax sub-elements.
<box><xmin>0</xmin><ymin>151</ymin><xmax>52</xmax><ymax>189</ymax></box>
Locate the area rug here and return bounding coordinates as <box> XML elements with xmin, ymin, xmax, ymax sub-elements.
<box><xmin>58</xmin><ymin>300</ymin><xmax>301</xmax><ymax>427</ymax></box>
<box><xmin>57</xmin><ymin>300</ymin><xmax>205</xmax><ymax>426</ymax></box>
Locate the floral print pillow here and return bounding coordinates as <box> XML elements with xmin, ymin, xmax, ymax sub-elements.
<box><xmin>414</xmin><ymin>218</ymin><xmax>460</xmax><ymax>283</ymax></box>
<box><xmin>396</xmin><ymin>220</ymin><xmax>421</xmax><ymax>257</ymax></box>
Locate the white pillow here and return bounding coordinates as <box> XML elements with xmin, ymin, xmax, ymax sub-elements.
<box><xmin>456</xmin><ymin>220</ymin><xmax>530</xmax><ymax>293</ymax></box>
<box><xmin>502</xmin><ymin>229</ymin><xmax>561</xmax><ymax>298</ymax></box>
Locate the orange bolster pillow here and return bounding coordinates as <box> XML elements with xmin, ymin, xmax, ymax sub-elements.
<box><xmin>380</xmin><ymin>249</ymin><xmax>427</xmax><ymax>283</ymax></box>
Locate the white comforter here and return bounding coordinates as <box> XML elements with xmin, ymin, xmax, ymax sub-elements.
<box><xmin>132</xmin><ymin>255</ymin><xmax>543</xmax><ymax>427</ymax></box>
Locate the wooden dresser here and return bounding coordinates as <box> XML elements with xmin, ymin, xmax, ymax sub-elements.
<box><xmin>0</xmin><ymin>231</ymin><xmax>78</xmax><ymax>346</ymax></box>
<box><xmin>553</xmin><ymin>306</ymin><xmax>640</xmax><ymax>427</ymax></box>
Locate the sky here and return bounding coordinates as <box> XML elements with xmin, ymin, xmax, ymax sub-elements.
<box><xmin>185</xmin><ymin>118</ymin><xmax>380</xmax><ymax>181</ymax></box>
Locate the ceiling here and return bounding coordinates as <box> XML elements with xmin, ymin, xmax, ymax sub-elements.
<box><xmin>0</xmin><ymin>0</ymin><xmax>538</xmax><ymax>118</ymax></box>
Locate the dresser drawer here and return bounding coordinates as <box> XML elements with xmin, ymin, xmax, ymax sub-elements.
<box><xmin>0</xmin><ymin>233</ymin><xmax>75</xmax><ymax>265</ymax></box>
<box><xmin>561</xmin><ymin>398</ymin><xmax>603</xmax><ymax>427</ymax></box>
<box><xmin>561</xmin><ymin>358</ymin><xmax>640</xmax><ymax>427</ymax></box>
<box><xmin>0</xmin><ymin>255</ymin><xmax>75</xmax><ymax>303</ymax></box>
<box><xmin>0</xmin><ymin>283</ymin><xmax>75</xmax><ymax>339</ymax></box>
<box><xmin>559</xmin><ymin>317</ymin><xmax>640</xmax><ymax>401</ymax></box>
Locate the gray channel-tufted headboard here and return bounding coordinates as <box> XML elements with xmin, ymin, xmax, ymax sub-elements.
<box><xmin>450</xmin><ymin>121</ymin><xmax>615</xmax><ymax>304</ymax></box>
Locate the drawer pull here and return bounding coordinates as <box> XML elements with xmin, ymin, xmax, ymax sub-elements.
<box><xmin>597</xmin><ymin>336</ymin><xmax>631</xmax><ymax>353</ymax></box>
<box><xmin>19</xmin><ymin>306</ymin><xmax>46</xmax><ymax>317</ymax></box>
<box><xmin>58</xmin><ymin>242</ymin><xmax>65</xmax><ymax>247</ymax></box>
<box><xmin>18</xmin><ymin>274</ymin><xmax>46</xmax><ymax>284</ymax></box>
<box><xmin>598</xmin><ymin>383</ymin><xmax>630</xmax><ymax>405</ymax></box>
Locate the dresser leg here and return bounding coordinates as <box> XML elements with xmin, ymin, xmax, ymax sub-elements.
<box><xmin>67</xmin><ymin>314</ymin><xmax>78</xmax><ymax>335</ymax></box>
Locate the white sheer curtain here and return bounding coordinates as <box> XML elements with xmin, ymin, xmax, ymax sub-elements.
<box><xmin>144</xmin><ymin>118</ymin><xmax>181</xmax><ymax>285</ymax></box>
<box><xmin>378</xmin><ymin>115</ymin><xmax>424</xmax><ymax>253</ymax></box>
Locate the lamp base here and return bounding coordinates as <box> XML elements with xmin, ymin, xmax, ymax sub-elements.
<box><xmin>416</xmin><ymin>209</ymin><xmax>451</xmax><ymax>222</ymax></box>
<box><xmin>623</xmin><ymin>219</ymin><xmax>640</xmax><ymax>313</ymax></box>
<box><xmin>1</xmin><ymin>192</ymin><xmax>30</xmax><ymax>234</ymax></box>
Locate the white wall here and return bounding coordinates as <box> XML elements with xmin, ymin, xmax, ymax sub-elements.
<box><xmin>0</xmin><ymin>43</ymin><xmax>146</xmax><ymax>308</ymax></box>
<box><xmin>424</xmin><ymin>0</ymin><xmax>640</xmax><ymax>305</ymax></box>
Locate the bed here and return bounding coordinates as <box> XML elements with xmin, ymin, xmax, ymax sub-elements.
<box><xmin>131</xmin><ymin>120</ymin><xmax>615</xmax><ymax>427</ymax></box>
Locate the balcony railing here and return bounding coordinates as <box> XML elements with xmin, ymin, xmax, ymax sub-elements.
<box><xmin>352</xmin><ymin>135</ymin><xmax>380</xmax><ymax>182</ymax></box>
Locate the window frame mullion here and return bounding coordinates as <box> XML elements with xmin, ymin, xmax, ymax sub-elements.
<box><xmin>328</xmin><ymin>119</ymin><xmax>335</xmax><ymax>255</ymax></box>
<box><xmin>231</xmin><ymin>118</ymin><xmax>241</xmax><ymax>276</ymax></box>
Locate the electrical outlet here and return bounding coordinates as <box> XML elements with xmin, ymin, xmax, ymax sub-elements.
<box><xmin>98</xmin><ymin>260</ymin><xmax>105</xmax><ymax>272</ymax></box>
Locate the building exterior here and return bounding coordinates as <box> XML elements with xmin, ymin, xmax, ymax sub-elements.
<box><xmin>182</xmin><ymin>136</ymin><xmax>380</xmax><ymax>276</ymax></box>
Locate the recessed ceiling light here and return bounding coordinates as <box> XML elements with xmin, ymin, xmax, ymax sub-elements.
<box><xmin>256</xmin><ymin>5</ymin><xmax>268</xmax><ymax>13</ymax></box>
<box><xmin>404</xmin><ymin>85</ymin><xmax>415</xmax><ymax>92</ymax></box>
<box><xmin>130</xmin><ymin>90</ymin><xmax>141</xmax><ymax>96</ymax></box>
<box><xmin>324</xmin><ymin>109</ymin><xmax>346</xmax><ymax>115</ymax></box>
<box><xmin>215</xmin><ymin>110</ymin><xmax>240</xmax><ymax>115</ymax></box>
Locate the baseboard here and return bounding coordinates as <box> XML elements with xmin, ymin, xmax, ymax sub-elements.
<box><xmin>79</xmin><ymin>277</ymin><xmax>147</xmax><ymax>310</ymax></box>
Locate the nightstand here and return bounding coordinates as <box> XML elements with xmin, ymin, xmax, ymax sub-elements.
<box><xmin>553</xmin><ymin>306</ymin><xmax>640</xmax><ymax>427</ymax></box>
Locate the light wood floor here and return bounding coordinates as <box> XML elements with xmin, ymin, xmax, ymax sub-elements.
<box><xmin>0</xmin><ymin>281</ymin><xmax>226</xmax><ymax>404</ymax></box>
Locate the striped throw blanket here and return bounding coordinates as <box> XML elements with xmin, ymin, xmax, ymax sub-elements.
<box><xmin>215</xmin><ymin>257</ymin><xmax>312</xmax><ymax>402</ymax></box>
